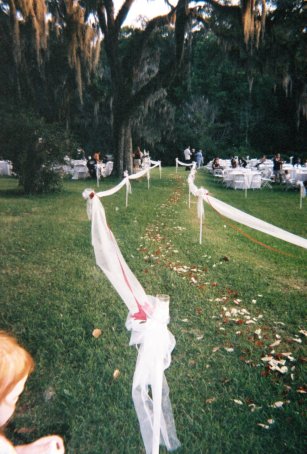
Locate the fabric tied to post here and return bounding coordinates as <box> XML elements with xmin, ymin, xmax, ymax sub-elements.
<box><xmin>127</xmin><ymin>297</ymin><xmax>180</xmax><ymax>454</ymax></box>
<box><xmin>187</xmin><ymin>171</ymin><xmax>208</xmax><ymax>244</ymax></box>
<box><xmin>82</xmin><ymin>189</ymin><xmax>180</xmax><ymax>453</ymax></box>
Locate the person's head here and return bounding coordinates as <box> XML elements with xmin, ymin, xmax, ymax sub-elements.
<box><xmin>0</xmin><ymin>332</ymin><xmax>34</xmax><ymax>426</ymax></box>
<box><xmin>93</xmin><ymin>152</ymin><xmax>100</xmax><ymax>161</ymax></box>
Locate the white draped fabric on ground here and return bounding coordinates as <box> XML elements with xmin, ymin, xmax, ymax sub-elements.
<box><xmin>187</xmin><ymin>168</ymin><xmax>307</xmax><ymax>250</ymax></box>
<box><xmin>82</xmin><ymin>181</ymin><xmax>180</xmax><ymax>454</ymax></box>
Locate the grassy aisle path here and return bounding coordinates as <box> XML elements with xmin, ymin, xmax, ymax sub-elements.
<box><xmin>0</xmin><ymin>170</ymin><xmax>306</xmax><ymax>453</ymax></box>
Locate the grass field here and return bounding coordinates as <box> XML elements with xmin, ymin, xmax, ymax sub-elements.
<box><xmin>0</xmin><ymin>168</ymin><xmax>306</xmax><ymax>454</ymax></box>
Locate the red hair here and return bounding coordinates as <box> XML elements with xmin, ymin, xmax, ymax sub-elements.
<box><xmin>0</xmin><ymin>332</ymin><xmax>34</xmax><ymax>403</ymax></box>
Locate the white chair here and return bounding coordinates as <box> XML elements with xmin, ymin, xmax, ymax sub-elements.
<box><xmin>105</xmin><ymin>161</ymin><xmax>113</xmax><ymax>176</ymax></box>
<box><xmin>233</xmin><ymin>174</ymin><xmax>247</xmax><ymax>190</ymax></box>
<box><xmin>222</xmin><ymin>171</ymin><xmax>234</xmax><ymax>188</ymax></box>
<box><xmin>283</xmin><ymin>178</ymin><xmax>298</xmax><ymax>191</ymax></box>
<box><xmin>250</xmin><ymin>173</ymin><xmax>261</xmax><ymax>190</ymax></box>
<box><xmin>213</xmin><ymin>169</ymin><xmax>224</xmax><ymax>183</ymax></box>
<box><xmin>261</xmin><ymin>170</ymin><xmax>273</xmax><ymax>189</ymax></box>
<box><xmin>72</xmin><ymin>165</ymin><xmax>88</xmax><ymax>180</ymax></box>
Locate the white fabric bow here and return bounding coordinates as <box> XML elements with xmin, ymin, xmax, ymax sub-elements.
<box><xmin>83</xmin><ymin>190</ymin><xmax>180</xmax><ymax>453</ymax></box>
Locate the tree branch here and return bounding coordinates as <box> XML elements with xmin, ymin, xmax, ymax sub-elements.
<box><xmin>123</xmin><ymin>8</ymin><xmax>176</xmax><ymax>84</ymax></box>
<box><xmin>104</xmin><ymin>0</ymin><xmax>115</xmax><ymax>27</ymax></box>
<box><xmin>97</xmin><ymin>1</ymin><xmax>107</xmax><ymax>35</ymax></box>
<box><xmin>115</xmin><ymin>0</ymin><xmax>135</xmax><ymax>31</ymax></box>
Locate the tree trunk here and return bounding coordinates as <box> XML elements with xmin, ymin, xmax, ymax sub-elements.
<box><xmin>114</xmin><ymin>117</ymin><xmax>133</xmax><ymax>176</ymax></box>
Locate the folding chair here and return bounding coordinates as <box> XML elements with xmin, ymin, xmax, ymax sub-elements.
<box><xmin>233</xmin><ymin>174</ymin><xmax>247</xmax><ymax>190</ymax></box>
<box><xmin>250</xmin><ymin>173</ymin><xmax>261</xmax><ymax>190</ymax></box>
<box><xmin>261</xmin><ymin>169</ymin><xmax>273</xmax><ymax>189</ymax></box>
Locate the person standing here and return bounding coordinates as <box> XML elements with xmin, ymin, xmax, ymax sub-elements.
<box><xmin>195</xmin><ymin>150</ymin><xmax>203</xmax><ymax>168</ymax></box>
<box><xmin>183</xmin><ymin>146</ymin><xmax>192</xmax><ymax>170</ymax></box>
<box><xmin>133</xmin><ymin>146</ymin><xmax>143</xmax><ymax>172</ymax></box>
<box><xmin>87</xmin><ymin>152</ymin><xmax>100</xmax><ymax>179</ymax></box>
<box><xmin>273</xmin><ymin>153</ymin><xmax>283</xmax><ymax>183</ymax></box>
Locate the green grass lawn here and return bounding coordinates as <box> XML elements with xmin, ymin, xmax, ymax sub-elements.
<box><xmin>0</xmin><ymin>169</ymin><xmax>306</xmax><ymax>454</ymax></box>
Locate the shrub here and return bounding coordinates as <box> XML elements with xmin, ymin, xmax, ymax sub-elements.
<box><xmin>0</xmin><ymin>106</ymin><xmax>78</xmax><ymax>194</ymax></box>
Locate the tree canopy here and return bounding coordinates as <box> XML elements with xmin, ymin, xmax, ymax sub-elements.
<box><xmin>0</xmin><ymin>0</ymin><xmax>306</xmax><ymax>189</ymax></box>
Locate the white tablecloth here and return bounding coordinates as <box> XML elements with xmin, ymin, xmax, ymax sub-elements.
<box><xmin>223</xmin><ymin>169</ymin><xmax>262</xmax><ymax>189</ymax></box>
<box><xmin>0</xmin><ymin>161</ymin><xmax>13</xmax><ymax>176</ymax></box>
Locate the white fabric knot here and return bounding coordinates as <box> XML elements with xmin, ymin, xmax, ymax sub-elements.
<box><xmin>126</xmin><ymin>296</ymin><xmax>179</xmax><ymax>454</ymax></box>
<box><xmin>82</xmin><ymin>188</ymin><xmax>95</xmax><ymax>200</ymax></box>
<box><xmin>82</xmin><ymin>188</ymin><xmax>96</xmax><ymax>220</ymax></box>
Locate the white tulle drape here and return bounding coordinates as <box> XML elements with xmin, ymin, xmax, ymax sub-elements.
<box><xmin>175</xmin><ymin>158</ymin><xmax>194</xmax><ymax>173</ymax></box>
<box><xmin>82</xmin><ymin>187</ymin><xmax>180</xmax><ymax>454</ymax></box>
<box><xmin>187</xmin><ymin>169</ymin><xmax>307</xmax><ymax>250</ymax></box>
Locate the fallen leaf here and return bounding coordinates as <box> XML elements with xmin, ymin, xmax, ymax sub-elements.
<box><xmin>270</xmin><ymin>340</ymin><xmax>281</xmax><ymax>347</ymax></box>
<box><xmin>297</xmin><ymin>386</ymin><xmax>307</xmax><ymax>394</ymax></box>
<box><xmin>255</xmin><ymin>340</ymin><xmax>264</xmax><ymax>347</ymax></box>
<box><xmin>257</xmin><ymin>423</ymin><xmax>270</xmax><ymax>429</ymax></box>
<box><xmin>271</xmin><ymin>401</ymin><xmax>284</xmax><ymax>408</ymax></box>
<box><xmin>113</xmin><ymin>369</ymin><xmax>120</xmax><ymax>379</ymax></box>
<box><xmin>248</xmin><ymin>403</ymin><xmax>262</xmax><ymax>412</ymax></box>
<box><xmin>291</xmin><ymin>337</ymin><xmax>302</xmax><ymax>344</ymax></box>
<box><xmin>205</xmin><ymin>397</ymin><xmax>216</xmax><ymax>404</ymax></box>
<box><xmin>44</xmin><ymin>387</ymin><xmax>56</xmax><ymax>401</ymax></box>
<box><xmin>92</xmin><ymin>328</ymin><xmax>102</xmax><ymax>338</ymax></box>
<box><xmin>233</xmin><ymin>399</ymin><xmax>243</xmax><ymax>405</ymax></box>
<box><xmin>298</xmin><ymin>357</ymin><xmax>307</xmax><ymax>363</ymax></box>
<box><xmin>15</xmin><ymin>427</ymin><xmax>35</xmax><ymax>434</ymax></box>
<box><xmin>261</xmin><ymin>355</ymin><xmax>274</xmax><ymax>362</ymax></box>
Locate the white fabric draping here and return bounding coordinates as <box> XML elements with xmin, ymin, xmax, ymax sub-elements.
<box><xmin>187</xmin><ymin>169</ymin><xmax>207</xmax><ymax>244</ymax></box>
<box><xmin>82</xmin><ymin>189</ymin><xmax>180</xmax><ymax>454</ymax></box>
<box><xmin>298</xmin><ymin>181</ymin><xmax>306</xmax><ymax>209</ymax></box>
<box><xmin>204</xmin><ymin>195</ymin><xmax>307</xmax><ymax>249</ymax></box>
<box><xmin>150</xmin><ymin>160</ymin><xmax>162</xmax><ymax>178</ymax></box>
<box><xmin>175</xmin><ymin>158</ymin><xmax>194</xmax><ymax>172</ymax></box>
<box><xmin>94</xmin><ymin>162</ymin><xmax>160</xmax><ymax>206</ymax></box>
<box><xmin>127</xmin><ymin>301</ymin><xmax>180</xmax><ymax>454</ymax></box>
<box><xmin>298</xmin><ymin>181</ymin><xmax>306</xmax><ymax>199</ymax></box>
<box><xmin>187</xmin><ymin>169</ymin><xmax>307</xmax><ymax>249</ymax></box>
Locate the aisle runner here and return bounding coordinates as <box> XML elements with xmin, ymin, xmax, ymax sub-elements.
<box><xmin>187</xmin><ymin>168</ymin><xmax>307</xmax><ymax>250</ymax></box>
<box><xmin>83</xmin><ymin>180</ymin><xmax>180</xmax><ymax>454</ymax></box>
